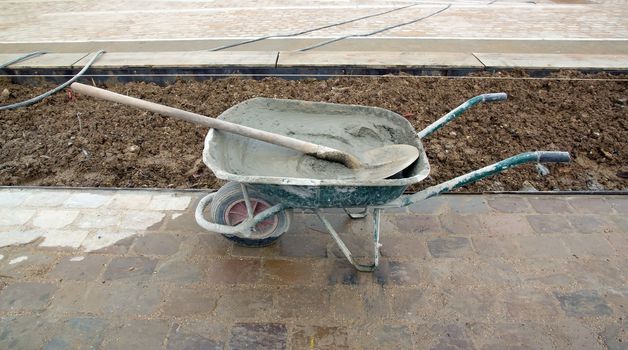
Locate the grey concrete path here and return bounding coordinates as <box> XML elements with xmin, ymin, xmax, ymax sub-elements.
<box><xmin>1</xmin><ymin>1</ymin><xmax>626</xmax><ymax>50</ymax></box>
<box><xmin>0</xmin><ymin>187</ymin><xmax>625</xmax><ymax>349</ymax></box>
<box><xmin>2</xmin><ymin>51</ymin><xmax>627</xmax><ymax>74</ymax></box>
<box><xmin>2</xmin><ymin>1</ymin><xmax>627</xmax><ymax>73</ymax></box>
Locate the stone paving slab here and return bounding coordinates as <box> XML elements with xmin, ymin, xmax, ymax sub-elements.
<box><xmin>277</xmin><ymin>51</ymin><xmax>483</xmax><ymax>68</ymax></box>
<box><xmin>0</xmin><ymin>188</ymin><xmax>626</xmax><ymax>349</ymax></box>
<box><xmin>5</xmin><ymin>50</ymin><xmax>628</xmax><ymax>72</ymax></box>
<box><xmin>3</xmin><ymin>38</ymin><xmax>628</xmax><ymax>55</ymax></box>
<box><xmin>72</xmin><ymin>51</ymin><xmax>279</xmax><ymax>68</ymax></box>
<box><xmin>475</xmin><ymin>52</ymin><xmax>628</xmax><ymax>70</ymax></box>
<box><xmin>0</xmin><ymin>53</ymin><xmax>89</xmax><ymax>69</ymax></box>
<box><xmin>0</xmin><ymin>53</ymin><xmax>23</xmax><ymax>66</ymax></box>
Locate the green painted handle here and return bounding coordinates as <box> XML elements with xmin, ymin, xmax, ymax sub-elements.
<box><xmin>396</xmin><ymin>151</ymin><xmax>570</xmax><ymax>207</ymax></box>
<box><xmin>539</xmin><ymin>151</ymin><xmax>571</xmax><ymax>163</ymax></box>
<box><xmin>418</xmin><ymin>92</ymin><xmax>507</xmax><ymax>139</ymax></box>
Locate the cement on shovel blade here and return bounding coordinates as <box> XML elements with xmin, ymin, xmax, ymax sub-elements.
<box><xmin>347</xmin><ymin>144</ymin><xmax>419</xmax><ymax>180</ymax></box>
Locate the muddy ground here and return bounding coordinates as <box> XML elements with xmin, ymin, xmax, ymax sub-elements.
<box><xmin>0</xmin><ymin>72</ymin><xmax>626</xmax><ymax>192</ymax></box>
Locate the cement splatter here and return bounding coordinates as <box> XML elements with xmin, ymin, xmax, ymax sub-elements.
<box><xmin>81</xmin><ymin>230</ymin><xmax>136</xmax><ymax>252</ymax></box>
<box><xmin>206</xmin><ymin>98</ymin><xmax>418</xmax><ymax>181</ymax></box>
<box><xmin>9</xmin><ymin>256</ymin><xmax>28</xmax><ymax>265</ymax></box>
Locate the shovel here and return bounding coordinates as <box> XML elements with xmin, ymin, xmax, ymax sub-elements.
<box><xmin>71</xmin><ymin>83</ymin><xmax>419</xmax><ymax>180</ymax></box>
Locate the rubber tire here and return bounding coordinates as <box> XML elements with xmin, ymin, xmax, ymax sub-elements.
<box><xmin>209</xmin><ymin>182</ymin><xmax>291</xmax><ymax>247</ymax></box>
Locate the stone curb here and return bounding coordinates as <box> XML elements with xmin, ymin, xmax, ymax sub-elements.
<box><xmin>2</xmin><ymin>51</ymin><xmax>627</xmax><ymax>71</ymax></box>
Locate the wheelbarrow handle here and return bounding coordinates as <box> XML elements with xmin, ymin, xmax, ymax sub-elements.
<box><xmin>417</xmin><ymin>93</ymin><xmax>507</xmax><ymax>139</ymax></box>
<box><xmin>539</xmin><ymin>151</ymin><xmax>571</xmax><ymax>163</ymax></box>
<box><xmin>483</xmin><ymin>92</ymin><xmax>507</xmax><ymax>102</ymax></box>
<box><xmin>391</xmin><ymin>151</ymin><xmax>571</xmax><ymax>207</ymax></box>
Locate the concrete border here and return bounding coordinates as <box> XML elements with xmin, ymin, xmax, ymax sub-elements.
<box><xmin>0</xmin><ymin>53</ymin><xmax>89</xmax><ymax>69</ymax></box>
<box><xmin>2</xmin><ymin>38</ymin><xmax>628</xmax><ymax>54</ymax></box>
<box><xmin>276</xmin><ymin>51</ymin><xmax>482</xmax><ymax>68</ymax></box>
<box><xmin>3</xmin><ymin>51</ymin><xmax>627</xmax><ymax>71</ymax></box>
<box><xmin>474</xmin><ymin>53</ymin><xmax>628</xmax><ymax>70</ymax></box>
<box><xmin>1</xmin><ymin>51</ymin><xmax>626</xmax><ymax>84</ymax></box>
<box><xmin>71</xmin><ymin>51</ymin><xmax>278</xmax><ymax>68</ymax></box>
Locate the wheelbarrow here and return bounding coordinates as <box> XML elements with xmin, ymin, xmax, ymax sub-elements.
<box><xmin>194</xmin><ymin>94</ymin><xmax>571</xmax><ymax>271</ymax></box>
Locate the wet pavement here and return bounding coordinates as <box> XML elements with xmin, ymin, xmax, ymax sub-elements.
<box><xmin>0</xmin><ymin>188</ymin><xmax>625</xmax><ymax>349</ymax></box>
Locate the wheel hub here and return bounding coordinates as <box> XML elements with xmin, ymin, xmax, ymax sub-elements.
<box><xmin>224</xmin><ymin>198</ymin><xmax>279</xmax><ymax>238</ymax></box>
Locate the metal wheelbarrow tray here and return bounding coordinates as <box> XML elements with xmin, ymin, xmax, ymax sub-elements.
<box><xmin>196</xmin><ymin>93</ymin><xmax>570</xmax><ymax>271</ymax></box>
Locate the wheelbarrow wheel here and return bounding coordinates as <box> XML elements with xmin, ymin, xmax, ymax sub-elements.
<box><xmin>209</xmin><ymin>182</ymin><xmax>291</xmax><ymax>247</ymax></box>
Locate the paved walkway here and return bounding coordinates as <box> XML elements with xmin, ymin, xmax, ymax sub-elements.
<box><xmin>1</xmin><ymin>0</ymin><xmax>627</xmax><ymax>75</ymax></box>
<box><xmin>2</xmin><ymin>0</ymin><xmax>626</xmax><ymax>42</ymax></box>
<box><xmin>0</xmin><ymin>187</ymin><xmax>625</xmax><ymax>349</ymax></box>
<box><xmin>1</xmin><ymin>0</ymin><xmax>627</xmax><ymax>54</ymax></box>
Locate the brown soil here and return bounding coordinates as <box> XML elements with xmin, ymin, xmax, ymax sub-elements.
<box><xmin>1</xmin><ymin>73</ymin><xmax>626</xmax><ymax>192</ymax></box>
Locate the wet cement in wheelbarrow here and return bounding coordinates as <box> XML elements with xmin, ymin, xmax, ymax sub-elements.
<box><xmin>208</xmin><ymin>98</ymin><xmax>418</xmax><ymax>181</ymax></box>
<box><xmin>0</xmin><ymin>71</ymin><xmax>626</xmax><ymax>191</ymax></box>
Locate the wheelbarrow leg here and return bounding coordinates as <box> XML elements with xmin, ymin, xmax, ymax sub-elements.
<box><xmin>316</xmin><ymin>208</ymin><xmax>381</xmax><ymax>272</ymax></box>
<box><xmin>343</xmin><ymin>208</ymin><xmax>368</xmax><ymax>220</ymax></box>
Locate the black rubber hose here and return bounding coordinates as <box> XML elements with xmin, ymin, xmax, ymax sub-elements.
<box><xmin>0</xmin><ymin>51</ymin><xmax>47</xmax><ymax>69</ymax></box>
<box><xmin>298</xmin><ymin>4</ymin><xmax>451</xmax><ymax>52</ymax></box>
<box><xmin>208</xmin><ymin>3</ymin><xmax>419</xmax><ymax>51</ymax></box>
<box><xmin>0</xmin><ymin>50</ymin><xmax>105</xmax><ymax>111</ymax></box>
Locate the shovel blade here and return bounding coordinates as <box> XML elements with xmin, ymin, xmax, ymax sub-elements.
<box><xmin>352</xmin><ymin>144</ymin><xmax>419</xmax><ymax>180</ymax></box>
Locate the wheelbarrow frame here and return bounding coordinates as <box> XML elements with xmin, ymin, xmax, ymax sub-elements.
<box><xmin>195</xmin><ymin>93</ymin><xmax>570</xmax><ymax>271</ymax></box>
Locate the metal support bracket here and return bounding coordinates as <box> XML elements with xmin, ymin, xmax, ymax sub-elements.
<box><xmin>316</xmin><ymin>208</ymin><xmax>381</xmax><ymax>272</ymax></box>
<box><xmin>343</xmin><ymin>207</ymin><xmax>368</xmax><ymax>219</ymax></box>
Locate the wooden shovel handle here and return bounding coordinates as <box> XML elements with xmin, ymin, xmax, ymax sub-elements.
<box><xmin>71</xmin><ymin>83</ymin><xmax>360</xmax><ymax>167</ymax></box>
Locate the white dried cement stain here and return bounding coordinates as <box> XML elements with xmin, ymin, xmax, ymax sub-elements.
<box><xmin>1</xmin><ymin>189</ymin><xmax>190</xmax><ymax>253</ymax></box>
<box><xmin>0</xmin><ymin>254</ymin><xmax>4</xmax><ymax>261</ymax></box>
<box><xmin>32</xmin><ymin>210</ymin><xmax>80</xmax><ymax>229</ymax></box>
<box><xmin>148</xmin><ymin>195</ymin><xmax>191</xmax><ymax>211</ymax></box>
<box><xmin>121</xmin><ymin>211</ymin><xmax>166</xmax><ymax>230</ymax></box>
<box><xmin>0</xmin><ymin>229</ymin><xmax>137</xmax><ymax>252</ymax></box>
<box><xmin>39</xmin><ymin>230</ymin><xmax>90</xmax><ymax>249</ymax></box>
<box><xmin>75</xmin><ymin>212</ymin><xmax>121</xmax><ymax>229</ymax></box>
<box><xmin>69</xmin><ymin>256</ymin><xmax>85</xmax><ymax>262</ymax></box>
<box><xmin>0</xmin><ymin>231</ymin><xmax>42</xmax><ymax>248</ymax></box>
<box><xmin>64</xmin><ymin>193</ymin><xmax>111</xmax><ymax>209</ymax></box>
<box><xmin>0</xmin><ymin>221</ymin><xmax>149</xmax><ymax>252</ymax></box>
<box><xmin>9</xmin><ymin>256</ymin><xmax>28</xmax><ymax>265</ymax></box>
<box><xmin>0</xmin><ymin>224</ymin><xmax>144</xmax><ymax>253</ymax></box>
<box><xmin>81</xmin><ymin>230</ymin><xmax>136</xmax><ymax>252</ymax></box>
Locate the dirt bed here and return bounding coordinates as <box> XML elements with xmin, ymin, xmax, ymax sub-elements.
<box><xmin>1</xmin><ymin>72</ymin><xmax>626</xmax><ymax>192</ymax></box>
